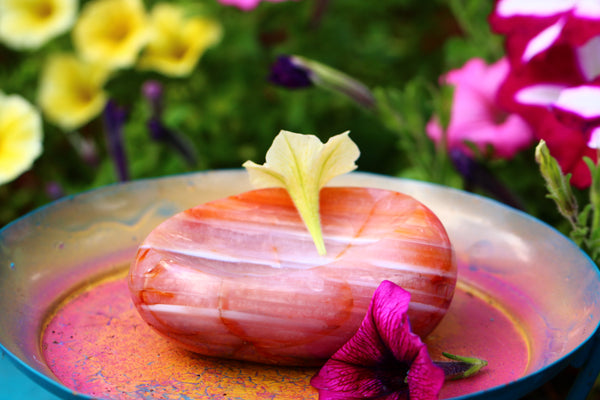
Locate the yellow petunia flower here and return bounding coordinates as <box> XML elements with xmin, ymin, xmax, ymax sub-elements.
<box><xmin>0</xmin><ymin>92</ymin><xmax>43</xmax><ymax>185</ymax></box>
<box><xmin>243</xmin><ymin>130</ymin><xmax>360</xmax><ymax>255</ymax></box>
<box><xmin>38</xmin><ymin>53</ymin><xmax>110</xmax><ymax>131</ymax></box>
<box><xmin>72</xmin><ymin>0</ymin><xmax>149</xmax><ymax>70</ymax></box>
<box><xmin>0</xmin><ymin>0</ymin><xmax>77</xmax><ymax>49</ymax></box>
<box><xmin>137</xmin><ymin>3</ymin><xmax>222</xmax><ymax>77</ymax></box>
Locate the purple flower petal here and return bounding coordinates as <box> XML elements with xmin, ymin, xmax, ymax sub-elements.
<box><xmin>269</xmin><ymin>55</ymin><xmax>313</xmax><ymax>88</ymax></box>
<box><xmin>311</xmin><ymin>281</ymin><xmax>444</xmax><ymax>400</ymax></box>
<box><xmin>408</xmin><ymin>346</ymin><xmax>445</xmax><ymax>400</ymax></box>
<box><xmin>45</xmin><ymin>181</ymin><xmax>65</xmax><ymax>200</ymax></box>
<box><xmin>449</xmin><ymin>149</ymin><xmax>526</xmax><ymax>210</ymax></box>
<box><xmin>102</xmin><ymin>100</ymin><xmax>129</xmax><ymax>182</ymax></box>
<box><xmin>311</xmin><ymin>358</ymin><xmax>405</xmax><ymax>399</ymax></box>
<box><xmin>142</xmin><ymin>80</ymin><xmax>164</xmax><ymax>116</ymax></box>
<box><xmin>369</xmin><ymin>281</ymin><xmax>419</xmax><ymax>363</ymax></box>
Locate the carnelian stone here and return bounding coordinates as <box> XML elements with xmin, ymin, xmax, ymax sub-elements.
<box><xmin>129</xmin><ymin>187</ymin><xmax>456</xmax><ymax>366</ymax></box>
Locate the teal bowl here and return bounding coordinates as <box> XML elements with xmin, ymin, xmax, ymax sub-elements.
<box><xmin>1</xmin><ymin>170</ymin><xmax>599</xmax><ymax>399</ymax></box>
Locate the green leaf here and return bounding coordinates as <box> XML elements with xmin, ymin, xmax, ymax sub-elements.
<box><xmin>441</xmin><ymin>352</ymin><xmax>488</xmax><ymax>380</ymax></box>
<box><xmin>583</xmin><ymin>156</ymin><xmax>600</xmax><ymax>262</ymax></box>
<box><xmin>535</xmin><ymin>140</ymin><xmax>579</xmax><ymax>224</ymax></box>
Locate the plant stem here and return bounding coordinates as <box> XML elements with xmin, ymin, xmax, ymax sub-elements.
<box><xmin>434</xmin><ymin>353</ymin><xmax>488</xmax><ymax>380</ymax></box>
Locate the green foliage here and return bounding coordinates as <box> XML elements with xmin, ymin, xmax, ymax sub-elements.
<box><xmin>444</xmin><ymin>0</ymin><xmax>503</xmax><ymax>65</ymax></box>
<box><xmin>536</xmin><ymin>141</ymin><xmax>600</xmax><ymax>264</ymax></box>
<box><xmin>374</xmin><ymin>81</ymin><xmax>459</xmax><ymax>186</ymax></box>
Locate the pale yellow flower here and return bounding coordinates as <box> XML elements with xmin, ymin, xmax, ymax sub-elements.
<box><xmin>0</xmin><ymin>0</ymin><xmax>77</xmax><ymax>49</ymax></box>
<box><xmin>0</xmin><ymin>92</ymin><xmax>43</xmax><ymax>185</ymax></box>
<box><xmin>137</xmin><ymin>3</ymin><xmax>223</xmax><ymax>77</ymax></box>
<box><xmin>72</xmin><ymin>0</ymin><xmax>149</xmax><ymax>70</ymax></box>
<box><xmin>38</xmin><ymin>53</ymin><xmax>110</xmax><ymax>131</ymax></box>
<box><xmin>243</xmin><ymin>130</ymin><xmax>360</xmax><ymax>255</ymax></box>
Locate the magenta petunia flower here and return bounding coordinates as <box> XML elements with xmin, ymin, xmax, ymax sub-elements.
<box><xmin>495</xmin><ymin>39</ymin><xmax>600</xmax><ymax>187</ymax></box>
<box><xmin>507</xmin><ymin>82</ymin><xmax>598</xmax><ymax>188</ymax></box>
<box><xmin>553</xmin><ymin>84</ymin><xmax>600</xmax><ymax>130</ymax></box>
<box><xmin>426</xmin><ymin>58</ymin><xmax>533</xmax><ymax>159</ymax></box>
<box><xmin>549</xmin><ymin>84</ymin><xmax>600</xmax><ymax>150</ymax></box>
<box><xmin>490</xmin><ymin>0</ymin><xmax>600</xmax><ymax>64</ymax></box>
<box><xmin>524</xmin><ymin>84</ymin><xmax>600</xmax><ymax>152</ymax></box>
<box><xmin>217</xmin><ymin>0</ymin><xmax>295</xmax><ymax>11</ymax></box>
<box><xmin>310</xmin><ymin>280</ymin><xmax>444</xmax><ymax>400</ymax></box>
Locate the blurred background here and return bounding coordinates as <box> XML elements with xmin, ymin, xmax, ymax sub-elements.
<box><xmin>1</xmin><ymin>0</ymin><xmax>553</xmax><ymax>227</ymax></box>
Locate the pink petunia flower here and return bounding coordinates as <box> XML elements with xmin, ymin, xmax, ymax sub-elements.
<box><xmin>490</xmin><ymin>0</ymin><xmax>600</xmax><ymax>64</ymax></box>
<box><xmin>426</xmin><ymin>58</ymin><xmax>533</xmax><ymax>159</ymax></box>
<box><xmin>217</xmin><ymin>0</ymin><xmax>295</xmax><ymax>11</ymax></box>
<box><xmin>310</xmin><ymin>280</ymin><xmax>445</xmax><ymax>400</ymax></box>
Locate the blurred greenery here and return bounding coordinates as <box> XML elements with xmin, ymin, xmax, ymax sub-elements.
<box><xmin>0</xmin><ymin>0</ymin><xmax>570</xmax><ymax>233</ymax></box>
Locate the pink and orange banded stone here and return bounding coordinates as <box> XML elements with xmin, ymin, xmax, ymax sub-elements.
<box><xmin>128</xmin><ymin>187</ymin><xmax>456</xmax><ymax>366</ymax></box>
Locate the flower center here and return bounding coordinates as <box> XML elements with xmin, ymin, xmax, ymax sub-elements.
<box><xmin>493</xmin><ymin>108</ymin><xmax>508</xmax><ymax>125</ymax></box>
<box><xmin>33</xmin><ymin>2</ymin><xmax>54</xmax><ymax>19</ymax></box>
<box><xmin>76</xmin><ymin>86</ymin><xmax>95</xmax><ymax>105</ymax></box>
<box><xmin>106</xmin><ymin>21</ymin><xmax>131</xmax><ymax>43</ymax></box>
<box><xmin>170</xmin><ymin>43</ymin><xmax>189</xmax><ymax>61</ymax></box>
<box><xmin>374</xmin><ymin>360</ymin><xmax>410</xmax><ymax>395</ymax></box>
